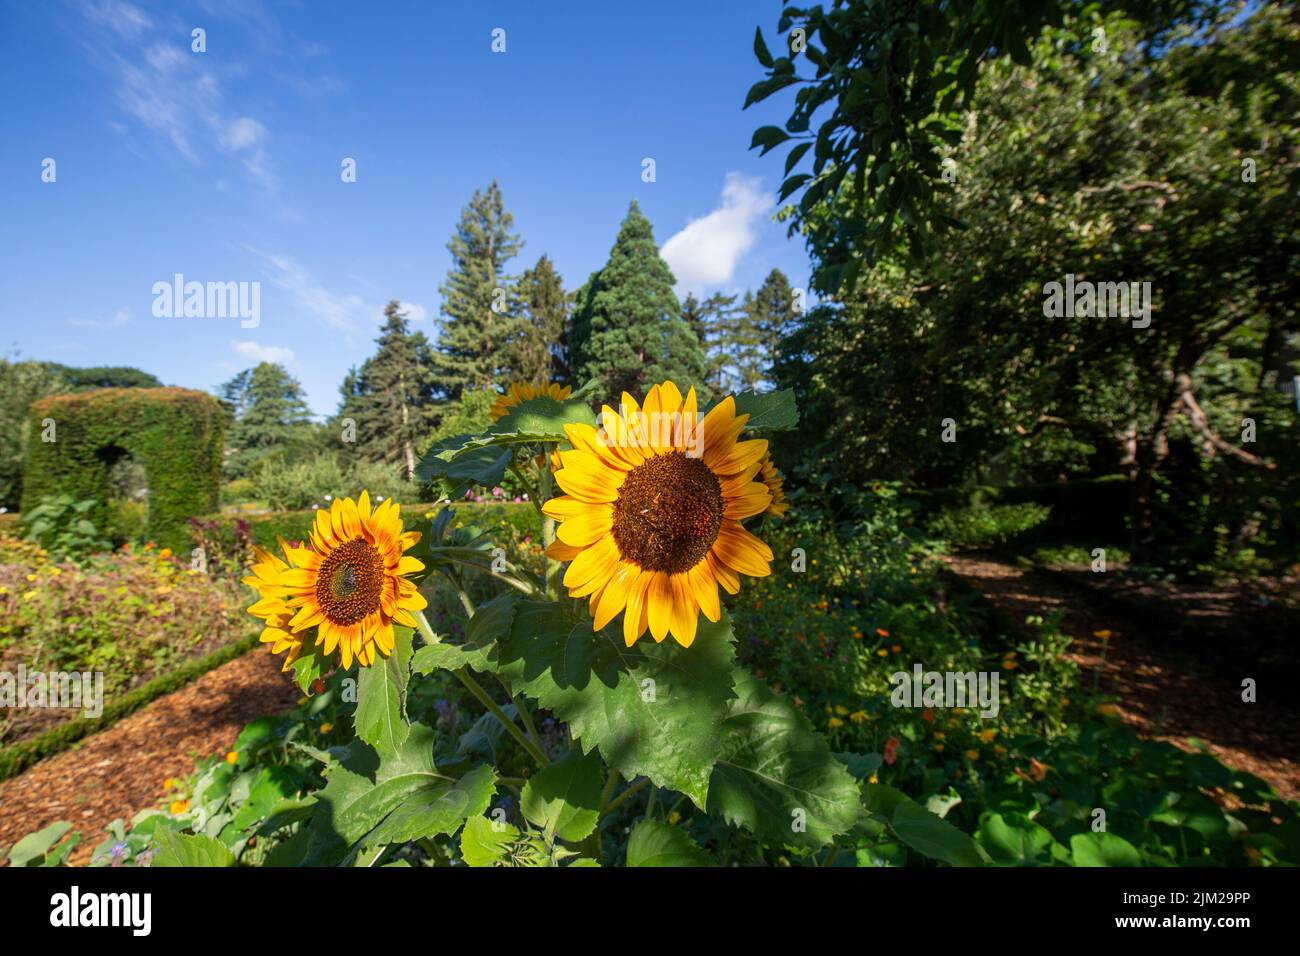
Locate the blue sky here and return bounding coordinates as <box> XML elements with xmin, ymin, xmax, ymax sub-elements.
<box><xmin>0</xmin><ymin>0</ymin><xmax>812</xmax><ymax>416</ymax></box>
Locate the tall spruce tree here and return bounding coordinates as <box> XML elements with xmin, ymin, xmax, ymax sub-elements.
<box><xmin>567</xmin><ymin>201</ymin><xmax>707</xmax><ymax>401</ymax></box>
<box><xmin>434</xmin><ymin>181</ymin><xmax>524</xmax><ymax>397</ymax></box>
<box><xmin>683</xmin><ymin>291</ymin><xmax>738</xmax><ymax>394</ymax></box>
<box><xmin>509</xmin><ymin>254</ymin><xmax>571</xmax><ymax>385</ymax></box>
<box><xmin>749</xmin><ymin>268</ymin><xmax>797</xmax><ymax>378</ymax></box>
<box><xmin>338</xmin><ymin>301</ymin><xmax>440</xmax><ymax>478</ymax></box>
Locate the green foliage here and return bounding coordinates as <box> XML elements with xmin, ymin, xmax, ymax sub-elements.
<box><xmin>0</xmin><ymin>357</ymin><xmax>66</xmax><ymax>509</ymax></box>
<box><xmin>747</xmin><ymin>0</ymin><xmax>1216</xmax><ymax>293</ymax></box>
<box><xmin>567</xmin><ymin>201</ymin><xmax>708</xmax><ymax>403</ymax></box>
<box><xmin>928</xmin><ymin>503</ymin><xmax>1050</xmax><ymax>550</ymax></box>
<box><xmin>509</xmin><ymin>254</ymin><xmax>572</xmax><ymax>386</ymax></box>
<box><xmin>219</xmin><ymin>363</ymin><xmax>315</xmax><ymax>480</ymax></box>
<box><xmin>21</xmin><ymin>495</ymin><xmax>111</xmax><ymax>563</ymax></box>
<box><xmin>770</xmin><ymin>4</ymin><xmax>1300</xmax><ymax>573</ymax></box>
<box><xmin>22</xmin><ymin>387</ymin><xmax>223</xmax><ymax>551</ymax></box>
<box><xmin>336</xmin><ymin>301</ymin><xmax>441</xmax><ymax>478</ymax></box>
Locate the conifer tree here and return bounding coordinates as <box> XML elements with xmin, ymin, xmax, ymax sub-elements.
<box><xmin>338</xmin><ymin>301</ymin><xmax>440</xmax><ymax>478</ymax></box>
<box><xmin>567</xmin><ymin>201</ymin><xmax>706</xmax><ymax>401</ymax></box>
<box><xmin>509</xmin><ymin>254</ymin><xmax>571</xmax><ymax>385</ymax></box>
<box><xmin>433</xmin><ymin>181</ymin><xmax>523</xmax><ymax>396</ymax></box>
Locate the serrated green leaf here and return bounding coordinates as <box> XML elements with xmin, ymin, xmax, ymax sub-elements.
<box><xmin>707</xmin><ymin>670</ymin><xmax>861</xmax><ymax>848</ymax></box>
<box><xmin>626</xmin><ymin>819</ymin><xmax>711</xmax><ymax>867</ymax></box>
<box><xmin>358</xmin><ymin>764</ymin><xmax>496</xmax><ymax>853</ymax></box>
<box><xmin>302</xmin><ymin>723</ymin><xmax>453</xmax><ymax>865</ymax></box>
<box><xmin>496</xmin><ymin>602</ymin><xmax>736</xmax><ymax>809</ymax></box>
<box><xmin>151</xmin><ymin>829</ymin><xmax>236</xmax><ymax>867</ymax></box>
<box><xmin>290</xmin><ymin>640</ymin><xmax>331</xmax><ymax>695</ymax></box>
<box><xmin>730</xmin><ymin>389</ymin><xmax>799</xmax><ymax>430</ymax></box>
<box><xmin>354</xmin><ymin>626</ymin><xmax>413</xmax><ymax>753</ymax></box>
<box><xmin>521</xmin><ymin>749</ymin><xmax>604</xmax><ymax>843</ymax></box>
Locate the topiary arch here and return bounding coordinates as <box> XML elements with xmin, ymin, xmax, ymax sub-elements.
<box><xmin>22</xmin><ymin>388</ymin><xmax>223</xmax><ymax>551</ymax></box>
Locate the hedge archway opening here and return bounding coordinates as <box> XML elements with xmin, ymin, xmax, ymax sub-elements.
<box><xmin>22</xmin><ymin>388</ymin><xmax>223</xmax><ymax>551</ymax></box>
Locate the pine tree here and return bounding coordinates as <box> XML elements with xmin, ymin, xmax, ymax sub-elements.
<box><xmin>750</xmin><ymin>268</ymin><xmax>797</xmax><ymax>377</ymax></box>
<box><xmin>433</xmin><ymin>180</ymin><xmax>524</xmax><ymax>397</ymax></box>
<box><xmin>509</xmin><ymin>254</ymin><xmax>571</xmax><ymax>385</ymax></box>
<box><xmin>683</xmin><ymin>291</ymin><xmax>738</xmax><ymax>394</ymax></box>
<box><xmin>220</xmin><ymin>362</ymin><xmax>314</xmax><ymax>477</ymax></box>
<box><xmin>338</xmin><ymin>301</ymin><xmax>440</xmax><ymax>478</ymax></box>
<box><xmin>567</xmin><ymin>201</ymin><xmax>707</xmax><ymax>401</ymax></box>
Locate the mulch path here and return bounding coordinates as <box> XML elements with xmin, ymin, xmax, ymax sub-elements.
<box><xmin>943</xmin><ymin>552</ymin><xmax>1300</xmax><ymax>801</ymax></box>
<box><xmin>0</xmin><ymin>648</ymin><xmax>300</xmax><ymax>865</ymax></box>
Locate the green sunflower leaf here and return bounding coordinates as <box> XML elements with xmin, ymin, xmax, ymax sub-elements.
<box><xmin>459</xmin><ymin>814</ymin><xmax>520</xmax><ymax>867</ymax></box>
<box><xmin>495</xmin><ymin>602</ymin><xmax>737</xmax><ymax>810</ymax></box>
<box><xmin>413</xmin><ymin>394</ymin><xmax>597</xmax><ymax>488</ymax></box>
<box><xmin>707</xmin><ymin>669</ymin><xmax>862</xmax><ymax>849</ymax></box>
<box><xmin>354</xmin><ymin>626</ymin><xmax>413</xmax><ymax>754</ymax></box>
<box><xmin>151</xmin><ymin>830</ymin><xmax>236</xmax><ymax>867</ymax></box>
<box><xmin>626</xmin><ymin>819</ymin><xmax>712</xmax><ymax>867</ymax></box>
<box><xmin>520</xmin><ymin>748</ymin><xmax>604</xmax><ymax>843</ymax></box>
<box><xmin>891</xmin><ymin>799</ymin><xmax>987</xmax><ymax>866</ymax></box>
<box><xmin>720</xmin><ymin>389</ymin><xmax>800</xmax><ymax>431</ymax></box>
<box><xmin>289</xmin><ymin>640</ymin><xmax>332</xmax><ymax>696</ymax></box>
<box><xmin>1069</xmin><ymin>831</ymin><xmax>1143</xmax><ymax>867</ymax></box>
<box><xmin>302</xmin><ymin>723</ymin><xmax>490</xmax><ymax>866</ymax></box>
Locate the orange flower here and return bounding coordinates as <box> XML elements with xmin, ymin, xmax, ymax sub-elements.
<box><xmin>169</xmin><ymin>799</ymin><xmax>189</xmax><ymax>815</ymax></box>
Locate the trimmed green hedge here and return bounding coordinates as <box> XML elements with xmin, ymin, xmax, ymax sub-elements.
<box><xmin>22</xmin><ymin>388</ymin><xmax>223</xmax><ymax>551</ymax></box>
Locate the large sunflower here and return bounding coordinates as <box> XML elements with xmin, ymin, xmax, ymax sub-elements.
<box><xmin>247</xmin><ymin>491</ymin><xmax>427</xmax><ymax>670</ymax></box>
<box><xmin>490</xmin><ymin>381</ymin><xmax>573</xmax><ymax>421</ymax></box>
<box><xmin>542</xmin><ymin>380</ymin><xmax>774</xmax><ymax>648</ymax></box>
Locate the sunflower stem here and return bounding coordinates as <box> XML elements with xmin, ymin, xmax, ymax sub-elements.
<box><xmin>598</xmin><ymin>776</ymin><xmax>650</xmax><ymax>820</ymax></box>
<box><xmin>540</xmin><ymin>442</ymin><xmax>558</xmax><ymax>600</ymax></box>
<box><xmin>411</xmin><ymin>608</ymin><xmax>549</xmax><ymax>767</ymax></box>
<box><xmin>500</xmin><ymin>675</ymin><xmax>547</xmax><ymax>759</ymax></box>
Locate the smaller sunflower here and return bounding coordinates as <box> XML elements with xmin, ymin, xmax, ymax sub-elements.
<box><xmin>758</xmin><ymin>453</ymin><xmax>789</xmax><ymax>518</ymax></box>
<box><xmin>244</xmin><ymin>492</ymin><xmax>428</xmax><ymax>671</ymax></box>
<box><xmin>490</xmin><ymin>381</ymin><xmax>573</xmax><ymax>421</ymax></box>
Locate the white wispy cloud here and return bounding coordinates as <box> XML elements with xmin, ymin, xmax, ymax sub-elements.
<box><xmin>68</xmin><ymin>307</ymin><xmax>130</xmax><ymax>329</ymax></box>
<box><xmin>660</xmin><ymin>173</ymin><xmax>775</xmax><ymax>295</ymax></box>
<box><xmin>231</xmin><ymin>340</ymin><xmax>294</xmax><ymax>364</ymax></box>
<box><xmin>244</xmin><ymin>246</ymin><xmax>374</xmax><ymax>334</ymax></box>
<box><xmin>75</xmin><ymin>1</ymin><xmax>279</xmax><ymax>192</ymax></box>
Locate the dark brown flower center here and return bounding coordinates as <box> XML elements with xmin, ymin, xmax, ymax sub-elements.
<box><xmin>316</xmin><ymin>537</ymin><xmax>384</xmax><ymax>625</ymax></box>
<box><xmin>612</xmin><ymin>451</ymin><xmax>723</xmax><ymax>573</ymax></box>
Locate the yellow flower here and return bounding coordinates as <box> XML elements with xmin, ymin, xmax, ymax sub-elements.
<box><xmin>320</xmin><ymin>722</ymin><xmax>333</xmax><ymax>734</ymax></box>
<box><xmin>1097</xmin><ymin>702</ymin><xmax>1122</xmax><ymax>718</ymax></box>
<box><xmin>933</xmin><ymin>730</ymin><xmax>946</xmax><ymax>740</ymax></box>
<box><xmin>834</xmin><ymin>704</ymin><xmax>849</xmax><ymax>716</ymax></box>
<box><xmin>158</xmin><ymin>547</ymin><xmax>173</xmax><ymax>559</ymax></box>
<box><xmin>828</xmin><ymin>717</ymin><xmax>844</xmax><ymax>729</ymax></box>
<box><xmin>849</xmin><ymin>710</ymin><xmax>868</xmax><ymax>724</ymax></box>
<box><xmin>1093</xmin><ymin>629</ymin><xmax>1112</xmax><ymax>640</ymax></box>
<box><xmin>757</xmin><ymin>452</ymin><xmax>789</xmax><ymax>518</ymax></box>
<box><xmin>254</xmin><ymin>492</ymin><xmax>427</xmax><ymax>670</ymax></box>
<box><xmin>994</xmin><ymin>744</ymin><xmax>1007</xmax><ymax>755</ymax></box>
<box><xmin>490</xmin><ymin>381</ymin><xmax>573</xmax><ymax>421</ymax></box>
<box><xmin>876</xmin><ymin>648</ymin><xmax>888</xmax><ymax>657</ymax></box>
<box><xmin>978</xmin><ymin>728</ymin><xmax>998</xmax><ymax>744</ymax></box>
<box><xmin>163</xmin><ymin>777</ymin><xmax>174</xmax><ymax>790</ymax></box>
<box><xmin>1002</xmin><ymin>659</ymin><xmax>1018</xmax><ymax>670</ymax></box>
<box><xmin>243</xmin><ymin>541</ymin><xmax>309</xmax><ymax>674</ymax></box>
<box><xmin>169</xmin><ymin>800</ymin><xmax>190</xmax><ymax>815</ymax></box>
<box><xmin>867</xmin><ymin>773</ymin><xmax>878</xmax><ymax>784</ymax></box>
<box><xmin>542</xmin><ymin>382</ymin><xmax>774</xmax><ymax>649</ymax></box>
<box><xmin>225</xmin><ymin>751</ymin><xmax>238</xmax><ymax>764</ymax></box>
<box><xmin>965</xmin><ymin>749</ymin><xmax>980</xmax><ymax>761</ymax></box>
<box><xmin>667</xmin><ymin>811</ymin><xmax>681</xmax><ymax>825</ymax></box>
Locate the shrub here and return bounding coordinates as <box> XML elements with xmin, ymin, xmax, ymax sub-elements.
<box><xmin>20</xmin><ymin>495</ymin><xmax>111</xmax><ymax>564</ymax></box>
<box><xmin>21</xmin><ymin>388</ymin><xmax>223</xmax><ymax>551</ymax></box>
<box><xmin>928</xmin><ymin>502</ymin><xmax>1050</xmax><ymax>549</ymax></box>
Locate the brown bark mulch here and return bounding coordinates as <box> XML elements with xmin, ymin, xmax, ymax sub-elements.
<box><xmin>943</xmin><ymin>552</ymin><xmax>1300</xmax><ymax>801</ymax></box>
<box><xmin>0</xmin><ymin>648</ymin><xmax>300</xmax><ymax>865</ymax></box>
